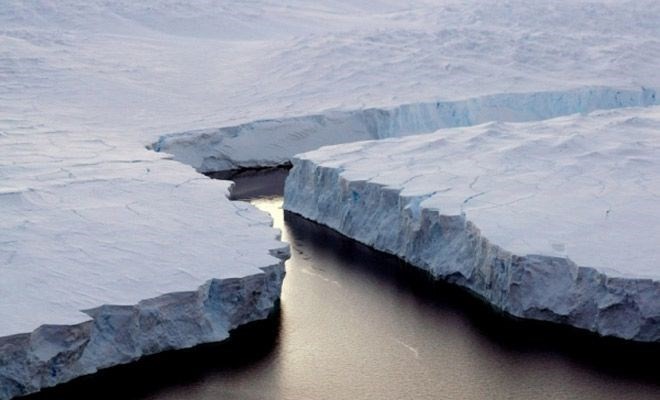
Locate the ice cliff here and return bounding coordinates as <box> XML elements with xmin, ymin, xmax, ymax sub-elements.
<box><xmin>153</xmin><ymin>87</ymin><xmax>658</xmax><ymax>173</ymax></box>
<box><xmin>284</xmin><ymin>107</ymin><xmax>660</xmax><ymax>342</ymax></box>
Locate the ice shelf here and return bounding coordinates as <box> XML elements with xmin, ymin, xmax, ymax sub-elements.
<box><xmin>0</xmin><ymin>132</ymin><xmax>289</xmax><ymax>399</ymax></box>
<box><xmin>284</xmin><ymin>107</ymin><xmax>660</xmax><ymax>342</ymax></box>
<box><xmin>2</xmin><ymin>1</ymin><xmax>660</xmax><ymax>397</ymax></box>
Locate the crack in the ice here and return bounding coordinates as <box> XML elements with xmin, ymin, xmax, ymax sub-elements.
<box><xmin>174</xmin><ymin>177</ymin><xmax>207</xmax><ymax>188</ymax></box>
<box><xmin>470</xmin><ymin>193</ymin><xmax>537</xmax><ymax>211</ymax></box>
<box><xmin>124</xmin><ymin>202</ymin><xmax>141</xmax><ymax>217</ymax></box>
<box><xmin>460</xmin><ymin>191</ymin><xmax>487</xmax><ymax>214</ymax></box>
<box><xmin>468</xmin><ymin>175</ymin><xmax>480</xmax><ymax>190</ymax></box>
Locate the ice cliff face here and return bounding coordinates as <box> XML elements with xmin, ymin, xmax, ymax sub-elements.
<box><xmin>0</xmin><ymin>265</ymin><xmax>284</xmax><ymax>400</ymax></box>
<box><xmin>153</xmin><ymin>87</ymin><xmax>658</xmax><ymax>173</ymax></box>
<box><xmin>284</xmin><ymin>107</ymin><xmax>660</xmax><ymax>342</ymax></box>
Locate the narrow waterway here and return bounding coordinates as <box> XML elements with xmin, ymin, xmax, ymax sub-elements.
<box><xmin>29</xmin><ymin>168</ymin><xmax>660</xmax><ymax>400</ymax></box>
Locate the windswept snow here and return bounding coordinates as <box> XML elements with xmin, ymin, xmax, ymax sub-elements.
<box><xmin>2</xmin><ymin>1</ymin><xmax>660</xmax><ymax>142</ymax></box>
<box><xmin>284</xmin><ymin>107</ymin><xmax>660</xmax><ymax>341</ymax></box>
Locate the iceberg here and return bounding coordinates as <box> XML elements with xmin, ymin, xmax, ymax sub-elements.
<box><xmin>284</xmin><ymin>106</ymin><xmax>660</xmax><ymax>342</ymax></box>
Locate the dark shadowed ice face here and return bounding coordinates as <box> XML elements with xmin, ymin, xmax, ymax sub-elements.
<box><xmin>29</xmin><ymin>168</ymin><xmax>660</xmax><ymax>400</ymax></box>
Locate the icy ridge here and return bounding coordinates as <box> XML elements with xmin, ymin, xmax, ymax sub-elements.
<box><xmin>153</xmin><ymin>86</ymin><xmax>658</xmax><ymax>173</ymax></box>
<box><xmin>283</xmin><ymin>109</ymin><xmax>660</xmax><ymax>342</ymax></box>
<box><xmin>0</xmin><ymin>263</ymin><xmax>284</xmax><ymax>400</ymax></box>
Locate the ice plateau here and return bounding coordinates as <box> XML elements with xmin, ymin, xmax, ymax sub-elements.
<box><xmin>284</xmin><ymin>107</ymin><xmax>660</xmax><ymax>342</ymax></box>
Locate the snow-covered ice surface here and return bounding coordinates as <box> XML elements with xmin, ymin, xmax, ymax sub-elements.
<box><xmin>284</xmin><ymin>107</ymin><xmax>660</xmax><ymax>342</ymax></box>
<box><xmin>2</xmin><ymin>0</ymin><xmax>660</xmax><ymax>397</ymax></box>
<box><xmin>2</xmin><ymin>1</ymin><xmax>659</xmax><ymax>165</ymax></box>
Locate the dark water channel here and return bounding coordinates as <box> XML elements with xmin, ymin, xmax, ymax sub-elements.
<box><xmin>29</xmin><ymin>168</ymin><xmax>660</xmax><ymax>400</ymax></box>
